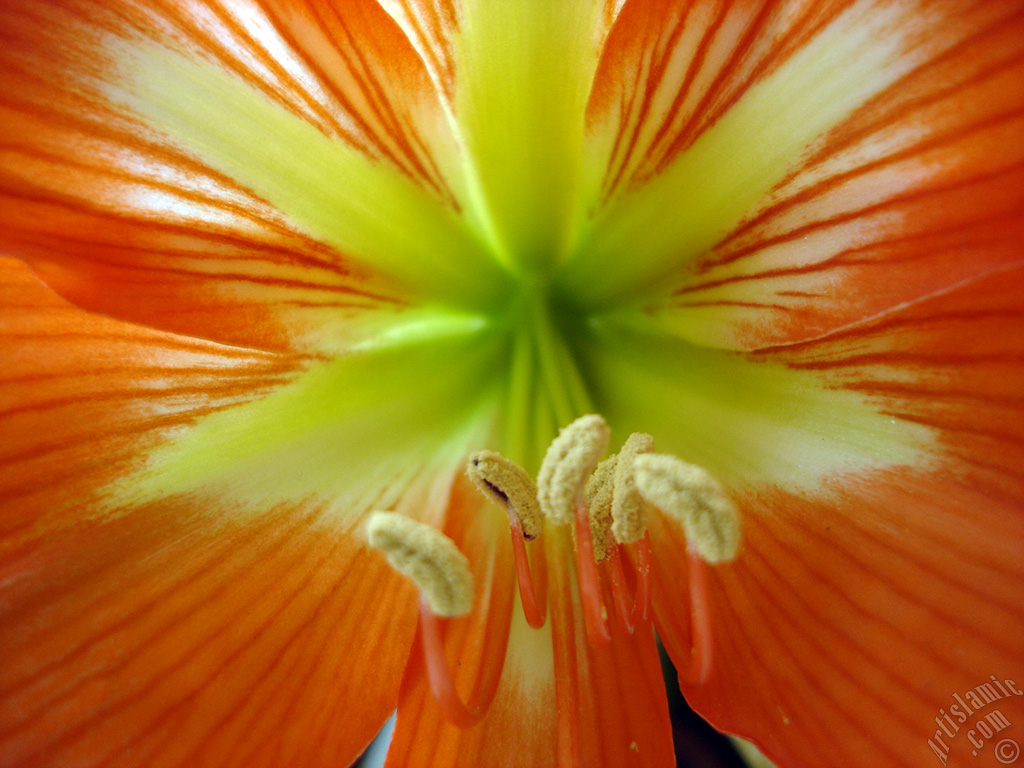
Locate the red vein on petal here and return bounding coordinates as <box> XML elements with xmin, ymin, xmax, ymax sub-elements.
<box><xmin>12</xmin><ymin>509</ymin><xmax>339</xmax><ymax>760</ymax></box>
<box><xmin>0</xmin><ymin>99</ymin><xmax>322</xmax><ymax>248</ymax></box>
<box><xmin>639</xmin><ymin>0</ymin><xmax>729</xmax><ymax>186</ymax></box>
<box><xmin>741</xmin><ymin>534</ymin><xmax>945</xmax><ymax>730</ymax></box>
<box><xmin>0</xmin><ymin>180</ymin><xmax>358</xmax><ymax>279</ymax></box>
<box><xmin>718</xmin><ymin>578</ymin><xmax>840</xmax><ymax>765</ymax></box>
<box><xmin>600</xmin><ymin>2</ymin><xmax>693</xmax><ymax>203</ymax></box>
<box><xmin>719</xmin><ymin>20</ymin><xmax>1024</xmax><ymax>247</ymax></box>
<box><xmin>141</xmin><ymin>0</ymin><xmax>366</xmax><ymax>150</ymax></box>
<box><xmin>106</xmin><ymin>528</ymin><xmax>351</xmax><ymax>765</ymax></box>
<box><xmin>117</xmin><ymin>524</ymin><xmax>360</xmax><ymax>766</ymax></box>
<box><xmin>0</xmin><ymin>509</ymin><xmax>313</xmax><ymax>705</ymax></box>
<box><xmin>285</xmin><ymin>545</ymin><xmax>407</xmax><ymax>768</ymax></box>
<box><xmin>656</xmin><ymin>1</ymin><xmax>778</xmax><ymax>168</ymax></box>
<box><xmin>303</xmin><ymin>0</ymin><xmax>451</xmax><ymax>200</ymax></box>
<box><xmin>755</xmin><ymin>497</ymin><xmax>1023</xmax><ymax>671</ymax></box>
<box><xmin>735</xmin><ymin>545</ymin><xmax>919</xmax><ymax>764</ymax></box>
<box><xmin>676</xmin><ymin>203</ymin><xmax>1023</xmax><ymax>299</ymax></box>
<box><xmin>0</xmin><ymin>155</ymin><xmax>316</xmax><ymax>255</ymax></box>
<box><xmin>0</xmin><ymin>379</ymin><xmax>293</xmax><ymax>420</ymax></box>
<box><xmin>0</xmin><ymin>328</ymin><xmax>296</xmax><ymax>358</ymax></box>
<box><xmin>693</xmin><ymin>145</ymin><xmax>1024</xmax><ymax>276</ymax></box>
<box><xmin>163</xmin><ymin>0</ymin><xmax>346</xmax><ymax>138</ymax></box>
<box><xmin>392</xmin><ymin>0</ymin><xmax>456</xmax><ymax>101</ymax></box>
<box><xmin>659</xmin><ymin>516</ymin><xmax>841</xmax><ymax>766</ymax></box>
<box><xmin>718</xmin><ymin>553</ymin><xmax>894</xmax><ymax>765</ymax></box>
<box><xmin>883</xmin><ymin>410</ymin><xmax>1024</xmax><ymax>450</ymax></box>
<box><xmin>320</xmin><ymin>0</ymin><xmax>456</xmax><ymax>205</ymax></box>
<box><xmin>303</xmin><ymin>548</ymin><xmax>415</xmax><ymax>768</ymax></box>
<box><xmin>0</xmin><ymin>405</ymin><xmax>246</xmax><ymax>471</ymax></box>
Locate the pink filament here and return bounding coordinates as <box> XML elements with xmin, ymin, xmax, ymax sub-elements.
<box><xmin>606</xmin><ymin>544</ymin><xmax>635</xmax><ymax>633</ymax></box>
<box><xmin>508</xmin><ymin>510</ymin><xmax>547</xmax><ymax>629</ymax></box>
<box><xmin>418</xmin><ymin>601</ymin><xmax>505</xmax><ymax>728</ymax></box>
<box><xmin>631</xmin><ymin>532</ymin><xmax>653</xmax><ymax>627</ymax></box>
<box><xmin>573</xmin><ymin>500</ymin><xmax>611</xmax><ymax>645</ymax></box>
<box><xmin>606</xmin><ymin>532</ymin><xmax>653</xmax><ymax>634</ymax></box>
<box><xmin>679</xmin><ymin>546</ymin><xmax>713</xmax><ymax>684</ymax></box>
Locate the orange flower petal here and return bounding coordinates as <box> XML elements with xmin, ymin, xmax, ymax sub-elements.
<box><xmin>0</xmin><ymin>256</ymin><xmax>423</xmax><ymax>766</ymax></box>
<box><xmin>580</xmin><ymin>0</ymin><xmax>1024</xmax><ymax>344</ymax></box>
<box><xmin>249</xmin><ymin>0</ymin><xmax>467</xmax><ymax>206</ymax></box>
<box><xmin>0</xmin><ymin>499</ymin><xmax>417</xmax><ymax>768</ymax></box>
<box><xmin>375</xmin><ymin>0</ymin><xmax>460</xmax><ymax>102</ymax></box>
<box><xmin>649</xmin><ymin>264</ymin><xmax>1024</xmax><ymax>768</ymax></box>
<box><xmin>0</xmin><ymin>0</ymin><xmax>468</xmax><ymax>352</ymax></box>
<box><xmin>0</xmin><ymin>255</ymin><xmax>308</xmax><ymax>547</ymax></box>
<box><xmin>378</xmin><ymin>0</ymin><xmax>625</xmax><ymax>106</ymax></box>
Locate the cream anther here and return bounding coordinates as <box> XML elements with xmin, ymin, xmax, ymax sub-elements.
<box><xmin>584</xmin><ymin>455</ymin><xmax>617</xmax><ymax>562</ymax></box>
<box><xmin>467</xmin><ymin>450</ymin><xmax>543</xmax><ymax>539</ymax></box>
<box><xmin>633</xmin><ymin>454</ymin><xmax>740</xmax><ymax>563</ymax></box>
<box><xmin>366</xmin><ymin>511</ymin><xmax>474</xmax><ymax>617</ymax></box>
<box><xmin>610</xmin><ymin>432</ymin><xmax>655</xmax><ymax>545</ymax></box>
<box><xmin>537</xmin><ymin>414</ymin><xmax>610</xmax><ymax>525</ymax></box>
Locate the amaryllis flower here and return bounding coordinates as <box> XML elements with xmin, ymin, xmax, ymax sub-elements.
<box><xmin>1</xmin><ymin>1</ymin><xmax>1022</xmax><ymax>767</ymax></box>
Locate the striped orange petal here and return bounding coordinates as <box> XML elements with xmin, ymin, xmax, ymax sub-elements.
<box><xmin>0</xmin><ymin>255</ymin><xmax>436</xmax><ymax>766</ymax></box>
<box><xmin>0</xmin><ymin>0</ymin><xmax>496</xmax><ymax>354</ymax></box>
<box><xmin>2</xmin><ymin>2</ymin><xmax>1023</xmax><ymax>768</ymax></box>
<box><xmin>568</xmin><ymin>1</ymin><xmax>1024</xmax><ymax>352</ymax></box>
<box><xmin>644</xmin><ymin>263</ymin><xmax>1024</xmax><ymax>768</ymax></box>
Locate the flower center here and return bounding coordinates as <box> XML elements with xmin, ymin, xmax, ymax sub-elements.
<box><xmin>496</xmin><ymin>279</ymin><xmax>594</xmax><ymax>469</ymax></box>
<box><xmin>366</xmin><ymin>414</ymin><xmax>741</xmax><ymax>729</ymax></box>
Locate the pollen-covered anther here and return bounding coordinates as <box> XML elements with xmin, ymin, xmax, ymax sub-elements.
<box><xmin>610</xmin><ymin>432</ymin><xmax>655</xmax><ymax>545</ymax></box>
<box><xmin>584</xmin><ymin>455</ymin><xmax>617</xmax><ymax>562</ymax></box>
<box><xmin>365</xmin><ymin>511</ymin><xmax>474</xmax><ymax>617</ymax></box>
<box><xmin>467</xmin><ymin>450</ymin><xmax>543</xmax><ymax>540</ymax></box>
<box><xmin>537</xmin><ymin>414</ymin><xmax>610</xmax><ymax>525</ymax></box>
<box><xmin>633</xmin><ymin>454</ymin><xmax>741</xmax><ymax>564</ymax></box>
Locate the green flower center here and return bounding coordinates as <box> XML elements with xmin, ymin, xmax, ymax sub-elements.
<box><xmin>494</xmin><ymin>278</ymin><xmax>593</xmax><ymax>468</ymax></box>
<box><xmin>112</xmin><ymin>28</ymin><xmax>930</xmax><ymax>516</ymax></box>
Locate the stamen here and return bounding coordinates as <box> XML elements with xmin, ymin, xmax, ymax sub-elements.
<box><xmin>507</xmin><ymin>507</ymin><xmax>548</xmax><ymax>629</ymax></box>
<box><xmin>368</xmin><ymin>513</ymin><xmax>508</xmax><ymax>726</ymax></box>
<box><xmin>538</xmin><ymin>414</ymin><xmax>610</xmax><ymax>524</ymax></box>
<box><xmin>466</xmin><ymin>450</ymin><xmax>547</xmax><ymax>628</ymax></box>
<box><xmin>418</xmin><ymin>600</ymin><xmax>504</xmax><ymax>728</ymax></box>
<box><xmin>632</xmin><ymin>455</ymin><xmax>733</xmax><ymax>683</ymax></box>
<box><xmin>583</xmin><ymin>455</ymin><xmax>617</xmax><ymax>562</ymax></box>
<box><xmin>610</xmin><ymin>432</ymin><xmax>654</xmax><ymax>544</ymax></box>
<box><xmin>573</xmin><ymin>499</ymin><xmax>611</xmax><ymax>645</ymax></box>
<box><xmin>632</xmin><ymin>454</ymin><xmax>740</xmax><ymax>564</ymax></box>
<box><xmin>679</xmin><ymin>546</ymin><xmax>714</xmax><ymax>685</ymax></box>
<box><xmin>631</xmin><ymin>532</ymin><xmax>653</xmax><ymax>626</ymax></box>
<box><xmin>605</xmin><ymin>533</ymin><xmax>653</xmax><ymax>634</ymax></box>
<box><xmin>365</xmin><ymin>511</ymin><xmax>474</xmax><ymax>617</ymax></box>
<box><xmin>606</xmin><ymin>543</ymin><xmax>635</xmax><ymax>633</ymax></box>
<box><xmin>467</xmin><ymin>450</ymin><xmax>543</xmax><ymax>540</ymax></box>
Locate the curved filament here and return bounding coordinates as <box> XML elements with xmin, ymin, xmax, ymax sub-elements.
<box><xmin>679</xmin><ymin>547</ymin><xmax>713</xmax><ymax>684</ymax></box>
<box><xmin>508</xmin><ymin>511</ymin><xmax>548</xmax><ymax>628</ymax></box>
<box><xmin>419</xmin><ymin>601</ymin><xmax>507</xmax><ymax>728</ymax></box>
<box><xmin>573</xmin><ymin>500</ymin><xmax>611</xmax><ymax>645</ymax></box>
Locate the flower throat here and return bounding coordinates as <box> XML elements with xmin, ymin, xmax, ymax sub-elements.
<box><xmin>367</xmin><ymin>414</ymin><xmax>741</xmax><ymax>730</ymax></box>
